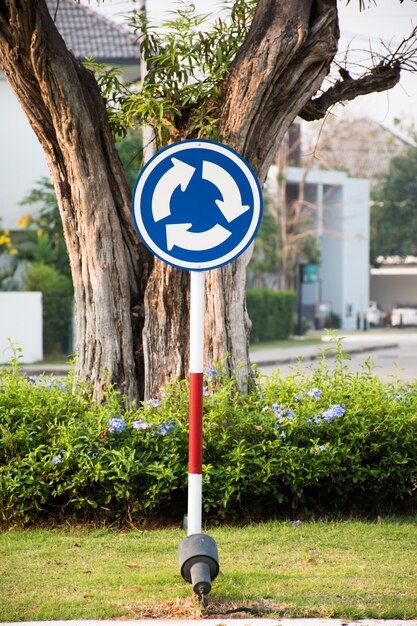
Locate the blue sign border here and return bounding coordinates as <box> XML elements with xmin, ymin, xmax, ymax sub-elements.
<box><xmin>132</xmin><ymin>139</ymin><xmax>263</xmax><ymax>271</ymax></box>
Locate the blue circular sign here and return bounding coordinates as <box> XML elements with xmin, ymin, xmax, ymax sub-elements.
<box><xmin>132</xmin><ymin>139</ymin><xmax>263</xmax><ymax>271</ymax></box>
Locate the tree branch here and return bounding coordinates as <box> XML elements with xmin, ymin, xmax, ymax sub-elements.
<box><xmin>299</xmin><ymin>22</ymin><xmax>417</xmax><ymax>123</ymax></box>
<box><xmin>218</xmin><ymin>0</ymin><xmax>339</xmax><ymax>181</ymax></box>
<box><xmin>299</xmin><ymin>61</ymin><xmax>400</xmax><ymax>121</ymax></box>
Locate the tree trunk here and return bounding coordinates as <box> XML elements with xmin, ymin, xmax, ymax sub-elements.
<box><xmin>0</xmin><ymin>1</ymin><xmax>152</xmax><ymax>402</ymax></box>
<box><xmin>205</xmin><ymin>249</ymin><xmax>254</xmax><ymax>390</ymax></box>
<box><xmin>143</xmin><ymin>261</ymin><xmax>189</xmax><ymax>398</ymax></box>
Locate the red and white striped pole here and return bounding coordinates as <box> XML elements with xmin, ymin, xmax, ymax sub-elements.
<box><xmin>187</xmin><ymin>270</ymin><xmax>206</xmax><ymax>535</ymax></box>
<box><xmin>178</xmin><ymin>270</ymin><xmax>219</xmax><ymax>596</ymax></box>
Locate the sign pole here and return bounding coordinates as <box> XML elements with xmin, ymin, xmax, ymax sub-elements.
<box><xmin>131</xmin><ymin>138</ymin><xmax>263</xmax><ymax>597</ymax></box>
<box><xmin>187</xmin><ymin>270</ymin><xmax>205</xmax><ymax>536</ymax></box>
<box><xmin>178</xmin><ymin>269</ymin><xmax>219</xmax><ymax>597</ymax></box>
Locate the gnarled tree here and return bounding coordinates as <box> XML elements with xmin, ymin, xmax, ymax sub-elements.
<box><xmin>0</xmin><ymin>0</ymin><xmax>412</xmax><ymax>401</ymax></box>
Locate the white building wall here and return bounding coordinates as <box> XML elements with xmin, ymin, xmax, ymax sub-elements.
<box><xmin>342</xmin><ymin>179</ymin><xmax>369</xmax><ymax>329</ymax></box>
<box><xmin>371</xmin><ymin>270</ymin><xmax>417</xmax><ymax>312</ymax></box>
<box><xmin>0</xmin><ymin>292</ymin><xmax>43</xmax><ymax>363</ymax></box>
<box><xmin>0</xmin><ymin>74</ymin><xmax>50</xmax><ymax>230</ymax></box>
<box><xmin>321</xmin><ymin>184</ymin><xmax>344</xmax><ymax>321</ymax></box>
<box><xmin>283</xmin><ymin>167</ymin><xmax>370</xmax><ymax>331</ymax></box>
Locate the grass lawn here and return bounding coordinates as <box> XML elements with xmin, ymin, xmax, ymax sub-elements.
<box><xmin>250</xmin><ymin>337</ymin><xmax>322</xmax><ymax>351</ymax></box>
<box><xmin>1</xmin><ymin>519</ymin><xmax>416</xmax><ymax>621</ymax></box>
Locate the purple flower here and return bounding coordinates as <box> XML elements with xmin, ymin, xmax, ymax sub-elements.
<box><xmin>322</xmin><ymin>404</ymin><xmax>345</xmax><ymax>421</ymax></box>
<box><xmin>385</xmin><ymin>388</ymin><xmax>410</xmax><ymax>402</ymax></box>
<box><xmin>107</xmin><ymin>417</ymin><xmax>126</xmax><ymax>433</ymax></box>
<box><xmin>133</xmin><ymin>419</ymin><xmax>149</xmax><ymax>431</ymax></box>
<box><xmin>204</xmin><ymin>367</ymin><xmax>218</xmax><ymax>381</ymax></box>
<box><xmin>262</xmin><ymin>406</ymin><xmax>269</xmax><ymax>412</ymax></box>
<box><xmin>307</xmin><ymin>387</ymin><xmax>323</xmax><ymax>399</ymax></box>
<box><xmin>53</xmin><ymin>379</ymin><xmax>68</xmax><ymax>390</ymax></box>
<box><xmin>156</xmin><ymin>420</ymin><xmax>175</xmax><ymax>436</ymax></box>
<box><xmin>273</xmin><ymin>404</ymin><xmax>295</xmax><ymax>420</ymax></box>
<box><xmin>46</xmin><ymin>379</ymin><xmax>67</xmax><ymax>390</ymax></box>
<box><xmin>27</xmin><ymin>375</ymin><xmax>43</xmax><ymax>386</ymax></box>
<box><xmin>51</xmin><ymin>456</ymin><xmax>62</xmax><ymax>465</ymax></box>
<box><xmin>147</xmin><ymin>397</ymin><xmax>162</xmax><ymax>408</ymax></box>
<box><xmin>293</xmin><ymin>520</ymin><xmax>301</xmax><ymax>526</ymax></box>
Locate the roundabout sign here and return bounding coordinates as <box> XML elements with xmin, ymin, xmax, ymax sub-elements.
<box><xmin>132</xmin><ymin>139</ymin><xmax>263</xmax><ymax>270</ymax></box>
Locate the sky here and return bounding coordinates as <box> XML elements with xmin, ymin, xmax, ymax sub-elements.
<box><xmin>84</xmin><ymin>0</ymin><xmax>417</xmax><ymax>137</ymax></box>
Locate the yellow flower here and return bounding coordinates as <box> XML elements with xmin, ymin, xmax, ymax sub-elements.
<box><xmin>17</xmin><ymin>214</ymin><xmax>32</xmax><ymax>228</ymax></box>
<box><xmin>10</xmin><ymin>248</ymin><xmax>17</xmax><ymax>255</ymax></box>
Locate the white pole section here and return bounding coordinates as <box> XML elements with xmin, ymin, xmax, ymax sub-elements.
<box><xmin>187</xmin><ymin>270</ymin><xmax>206</xmax><ymax>535</ymax></box>
<box><xmin>189</xmin><ymin>271</ymin><xmax>205</xmax><ymax>373</ymax></box>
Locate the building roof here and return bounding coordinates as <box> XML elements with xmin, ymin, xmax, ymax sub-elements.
<box><xmin>306</xmin><ymin>117</ymin><xmax>413</xmax><ymax>181</ymax></box>
<box><xmin>46</xmin><ymin>0</ymin><xmax>141</xmax><ymax>64</ymax></box>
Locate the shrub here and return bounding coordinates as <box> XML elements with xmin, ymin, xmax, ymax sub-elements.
<box><xmin>23</xmin><ymin>262</ymin><xmax>73</xmax><ymax>355</ymax></box>
<box><xmin>0</xmin><ymin>339</ymin><xmax>417</xmax><ymax>524</ymax></box>
<box><xmin>247</xmin><ymin>288</ymin><xmax>295</xmax><ymax>343</ymax></box>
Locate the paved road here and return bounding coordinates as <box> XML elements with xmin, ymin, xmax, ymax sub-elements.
<box><xmin>251</xmin><ymin>332</ymin><xmax>417</xmax><ymax>383</ymax></box>
<box><xmin>14</xmin><ymin>331</ymin><xmax>417</xmax><ymax>384</ymax></box>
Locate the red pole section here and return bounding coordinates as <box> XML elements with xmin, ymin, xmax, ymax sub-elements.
<box><xmin>189</xmin><ymin>372</ymin><xmax>203</xmax><ymax>474</ymax></box>
<box><xmin>187</xmin><ymin>270</ymin><xmax>206</xmax><ymax>535</ymax></box>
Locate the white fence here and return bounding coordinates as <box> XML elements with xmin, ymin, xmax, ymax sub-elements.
<box><xmin>0</xmin><ymin>292</ymin><xmax>43</xmax><ymax>363</ymax></box>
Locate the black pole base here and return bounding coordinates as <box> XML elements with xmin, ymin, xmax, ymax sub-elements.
<box><xmin>178</xmin><ymin>533</ymin><xmax>219</xmax><ymax>597</ymax></box>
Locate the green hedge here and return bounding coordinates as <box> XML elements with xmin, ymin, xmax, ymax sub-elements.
<box><xmin>1</xmin><ymin>339</ymin><xmax>417</xmax><ymax>525</ymax></box>
<box><xmin>24</xmin><ymin>263</ymin><xmax>73</xmax><ymax>355</ymax></box>
<box><xmin>247</xmin><ymin>288</ymin><xmax>296</xmax><ymax>343</ymax></box>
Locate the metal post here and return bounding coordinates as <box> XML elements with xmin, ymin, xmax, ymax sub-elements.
<box><xmin>296</xmin><ymin>262</ymin><xmax>305</xmax><ymax>336</ymax></box>
<box><xmin>139</xmin><ymin>1</ymin><xmax>156</xmax><ymax>165</ymax></box>
<box><xmin>187</xmin><ymin>270</ymin><xmax>205</xmax><ymax>535</ymax></box>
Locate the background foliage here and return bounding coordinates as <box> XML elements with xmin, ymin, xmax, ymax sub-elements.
<box><xmin>246</xmin><ymin>288</ymin><xmax>296</xmax><ymax>342</ymax></box>
<box><xmin>122</xmin><ymin>0</ymin><xmax>257</xmax><ymax>144</ymax></box>
<box><xmin>371</xmin><ymin>145</ymin><xmax>417</xmax><ymax>262</ymax></box>
<box><xmin>23</xmin><ymin>263</ymin><xmax>73</xmax><ymax>355</ymax></box>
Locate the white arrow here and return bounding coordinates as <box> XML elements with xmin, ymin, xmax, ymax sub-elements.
<box><xmin>202</xmin><ymin>160</ymin><xmax>250</xmax><ymax>222</ymax></box>
<box><xmin>152</xmin><ymin>158</ymin><xmax>196</xmax><ymax>222</ymax></box>
<box><xmin>166</xmin><ymin>223</ymin><xmax>231</xmax><ymax>251</ymax></box>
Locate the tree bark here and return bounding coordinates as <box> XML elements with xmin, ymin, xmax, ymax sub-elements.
<box><xmin>0</xmin><ymin>0</ymin><xmax>152</xmax><ymax>402</ymax></box>
<box><xmin>143</xmin><ymin>261</ymin><xmax>189</xmax><ymax>398</ymax></box>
